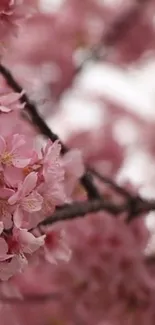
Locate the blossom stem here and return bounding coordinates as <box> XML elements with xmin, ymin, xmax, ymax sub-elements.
<box><xmin>0</xmin><ymin>64</ymin><xmax>100</xmax><ymax>200</ymax></box>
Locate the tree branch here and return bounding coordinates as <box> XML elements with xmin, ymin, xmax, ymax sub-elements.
<box><xmin>89</xmin><ymin>168</ymin><xmax>132</xmax><ymax>198</ymax></box>
<box><xmin>0</xmin><ymin>64</ymin><xmax>100</xmax><ymax>200</ymax></box>
<box><xmin>39</xmin><ymin>195</ymin><xmax>155</xmax><ymax>226</ymax></box>
<box><xmin>40</xmin><ymin>200</ymin><xmax>127</xmax><ymax>226</ymax></box>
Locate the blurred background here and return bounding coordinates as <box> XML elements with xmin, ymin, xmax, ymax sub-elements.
<box><xmin>3</xmin><ymin>0</ymin><xmax>155</xmax><ymax>225</ymax></box>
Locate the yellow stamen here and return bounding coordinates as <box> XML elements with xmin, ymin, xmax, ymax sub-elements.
<box><xmin>1</xmin><ymin>152</ymin><xmax>13</xmax><ymax>165</ymax></box>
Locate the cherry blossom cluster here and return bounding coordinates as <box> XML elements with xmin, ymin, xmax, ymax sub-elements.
<box><xmin>0</xmin><ymin>87</ymin><xmax>84</xmax><ymax>281</ymax></box>
<box><xmin>10</xmin><ymin>212</ymin><xmax>154</xmax><ymax>325</ymax></box>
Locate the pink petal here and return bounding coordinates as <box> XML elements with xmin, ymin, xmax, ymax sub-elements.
<box><xmin>21</xmin><ymin>172</ymin><xmax>38</xmax><ymax>197</ymax></box>
<box><xmin>0</xmin><ymin>91</ymin><xmax>24</xmax><ymax>106</ymax></box>
<box><xmin>10</xmin><ymin>134</ymin><xmax>26</xmax><ymax>152</ymax></box>
<box><xmin>13</xmin><ymin>205</ymin><xmax>24</xmax><ymax>228</ymax></box>
<box><xmin>63</xmin><ymin>149</ymin><xmax>84</xmax><ymax>178</ymax></box>
<box><xmin>0</xmin><ymin>255</ymin><xmax>27</xmax><ymax>281</ymax></box>
<box><xmin>45</xmin><ymin>246</ymin><xmax>71</xmax><ymax>264</ymax></box>
<box><xmin>38</xmin><ymin>182</ymin><xmax>67</xmax><ymax>206</ymax></box>
<box><xmin>0</xmin><ymin>254</ymin><xmax>14</xmax><ymax>262</ymax></box>
<box><xmin>9</xmin><ymin>172</ymin><xmax>38</xmax><ymax>206</ymax></box>
<box><xmin>0</xmin><ymin>222</ymin><xmax>4</xmax><ymax>235</ymax></box>
<box><xmin>44</xmin><ymin>249</ymin><xmax>57</xmax><ymax>264</ymax></box>
<box><xmin>12</xmin><ymin>157</ymin><xmax>31</xmax><ymax>168</ymax></box>
<box><xmin>44</xmin><ymin>229</ymin><xmax>71</xmax><ymax>264</ymax></box>
<box><xmin>21</xmin><ymin>191</ymin><xmax>43</xmax><ymax>213</ymax></box>
<box><xmin>0</xmin><ymin>188</ymin><xmax>15</xmax><ymax>199</ymax></box>
<box><xmin>0</xmin><ymin>136</ymin><xmax>6</xmax><ymax>155</ymax></box>
<box><xmin>14</xmin><ymin>228</ymin><xmax>45</xmax><ymax>254</ymax></box>
<box><xmin>44</xmin><ymin>140</ymin><xmax>61</xmax><ymax>163</ymax></box>
<box><xmin>0</xmin><ymin>106</ymin><xmax>12</xmax><ymax>112</ymax></box>
<box><xmin>4</xmin><ymin>166</ymin><xmax>24</xmax><ymax>188</ymax></box>
<box><xmin>8</xmin><ymin>192</ymin><xmax>20</xmax><ymax>205</ymax></box>
<box><xmin>49</xmin><ymin>183</ymin><xmax>68</xmax><ymax>205</ymax></box>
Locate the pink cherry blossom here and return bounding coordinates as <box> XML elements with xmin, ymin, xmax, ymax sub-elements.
<box><xmin>0</xmin><ymin>0</ymin><xmax>38</xmax><ymax>52</ymax></box>
<box><xmin>62</xmin><ymin>149</ymin><xmax>85</xmax><ymax>197</ymax></box>
<box><xmin>0</xmin><ymin>133</ymin><xmax>31</xmax><ymax>169</ymax></box>
<box><xmin>0</xmin><ymin>187</ymin><xmax>14</xmax><ymax>229</ymax></box>
<box><xmin>0</xmin><ymin>255</ymin><xmax>27</xmax><ymax>282</ymax></box>
<box><xmin>8</xmin><ymin>172</ymin><xmax>43</xmax><ymax>228</ymax></box>
<box><xmin>0</xmin><ymin>89</ymin><xmax>25</xmax><ymax>113</ymax></box>
<box><xmin>41</xmin><ymin>226</ymin><xmax>71</xmax><ymax>264</ymax></box>
<box><xmin>24</xmin><ymin>180</ymin><xmax>68</xmax><ymax>229</ymax></box>
<box><xmin>45</xmin><ymin>230</ymin><xmax>71</xmax><ymax>264</ymax></box>
<box><xmin>12</xmin><ymin>227</ymin><xmax>45</xmax><ymax>255</ymax></box>
<box><xmin>0</xmin><ymin>227</ymin><xmax>44</xmax><ymax>281</ymax></box>
<box><xmin>42</xmin><ymin>139</ymin><xmax>64</xmax><ymax>183</ymax></box>
<box><xmin>37</xmin><ymin>181</ymin><xmax>67</xmax><ymax>216</ymax></box>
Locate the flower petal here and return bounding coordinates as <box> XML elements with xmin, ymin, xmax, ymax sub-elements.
<box><xmin>0</xmin><ymin>106</ymin><xmax>12</xmax><ymax>112</ymax></box>
<box><xmin>21</xmin><ymin>191</ymin><xmax>43</xmax><ymax>213</ymax></box>
<box><xmin>4</xmin><ymin>166</ymin><xmax>24</xmax><ymax>188</ymax></box>
<box><xmin>63</xmin><ymin>149</ymin><xmax>84</xmax><ymax>178</ymax></box>
<box><xmin>0</xmin><ymin>255</ymin><xmax>27</xmax><ymax>281</ymax></box>
<box><xmin>10</xmin><ymin>134</ymin><xmax>26</xmax><ymax>152</ymax></box>
<box><xmin>12</xmin><ymin>157</ymin><xmax>31</xmax><ymax>168</ymax></box>
<box><xmin>0</xmin><ymin>222</ymin><xmax>4</xmax><ymax>235</ymax></box>
<box><xmin>0</xmin><ymin>91</ymin><xmax>24</xmax><ymax>106</ymax></box>
<box><xmin>21</xmin><ymin>172</ymin><xmax>38</xmax><ymax>197</ymax></box>
<box><xmin>14</xmin><ymin>228</ymin><xmax>45</xmax><ymax>254</ymax></box>
<box><xmin>13</xmin><ymin>205</ymin><xmax>24</xmax><ymax>228</ymax></box>
<box><xmin>0</xmin><ymin>188</ymin><xmax>15</xmax><ymax>199</ymax></box>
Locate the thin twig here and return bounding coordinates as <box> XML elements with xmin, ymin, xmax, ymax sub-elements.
<box><xmin>0</xmin><ymin>64</ymin><xmax>100</xmax><ymax>200</ymax></box>
<box><xmin>89</xmin><ymin>168</ymin><xmax>132</xmax><ymax>198</ymax></box>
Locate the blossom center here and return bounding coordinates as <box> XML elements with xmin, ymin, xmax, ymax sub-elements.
<box><xmin>21</xmin><ymin>196</ymin><xmax>38</xmax><ymax>211</ymax></box>
<box><xmin>0</xmin><ymin>199</ymin><xmax>7</xmax><ymax>215</ymax></box>
<box><xmin>7</xmin><ymin>237</ymin><xmax>19</xmax><ymax>254</ymax></box>
<box><xmin>1</xmin><ymin>151</ymin><xmax>13</xmax><ymax>165</ymax></box>
<box><xmin>45</xmin><ymin>231</ymin><xmax>59</xmax><ymax>248</ymax></box>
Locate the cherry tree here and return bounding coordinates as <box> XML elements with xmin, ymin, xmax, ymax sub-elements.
<box><xmin>0</xmin><ymin>0</ymin><xmax>155</xmax><ymax>324</ymax></box>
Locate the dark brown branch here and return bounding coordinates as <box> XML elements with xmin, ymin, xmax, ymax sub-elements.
<box><xmin>0</xmin><ymin>64</ymin><xmax>68</xmax><ymax>154</ymax></box>
<box><xmin>40</xmin><ymin>200</ymin><xmax>127</xmax><ymax>226</ymax></box>
<box><xmin>39</xmin><ymin>196</ymin><xmax>155</xmax><ymax>226</ymax></box>
<box><xmin>0</xmin><ymin>64</ymin><xmax>100</xmax><ymax>200</ymax></box>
